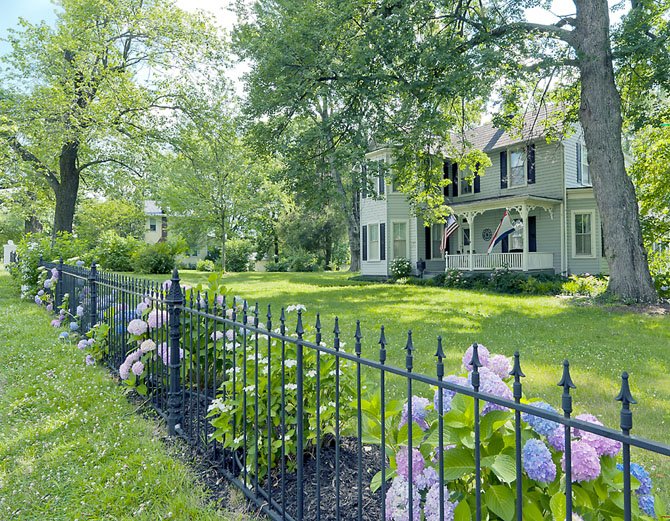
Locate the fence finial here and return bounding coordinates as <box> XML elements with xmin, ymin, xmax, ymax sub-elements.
<box><xmin>296</xmin><ymin>309</ymin><xmax>304</xmax><ymax>337</ymax></box>
<box><xmin>510</xmin><ymin>351</ymin><xmax>525</xmax><ymax>379</ymax></box>
<box><xmin>469</xmin><ymin>342</ymin><xmax>483</xmax><ymax>370</ymax></box>
<box><xmin>405</xmin><ymin>330</ymin><xmax>413</xmax><ymax>371</ymax></box>
<box><xmin>558</xmin><ymin>359</ymin><xmax>576</xmax><ymax>391</ymax></box>
<box><xmin>435</xmin><ymin>336</ymin><xmax>444</xmax><ymax>360</ymax></box>
<box><xmin>315</xmin><ymin>313</ymin><xmax>322</xmax><ymax>345</ymax></box>
<box><xmin>615</xmin><ymin>371</ymin><xmax>636</xmax><ymax>433</ymax></box>
<box><xmin>354</xmin><ymin>320</ymin><xmax>362</xmax><ymax>355</ymax></box>
<box><xmin>254</xmin><ymin>302</ymin><xmax>259</xmax><ymax>326</ymax></box>
<box><xmin>378</xmin><ymin>326</ymin><xmax>387</xmax><ymax>363</ymax></box>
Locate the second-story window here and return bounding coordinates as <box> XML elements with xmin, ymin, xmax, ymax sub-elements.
<box><xmin>149</xmin><ymin>217</ymin><xmax>157</xmax><ymax>232</ymax></box>
<box><xmin>509</xmin><ymin>149</ymin><xmax>526</xmax><ymax>187</ymax></box>
<box><xmin>582</xmin><ymin>145</ymin><xmax>590</xmax><ymax>185</ymax></box>
<box><xmin>460</xmin><ymin>168</ymin><xmax>473</xmax><ymax>195</ymax></box>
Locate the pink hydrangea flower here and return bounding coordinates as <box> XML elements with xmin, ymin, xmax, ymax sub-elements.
<box><xmin>119</xmin><ymin>362</ymin><xmax>130</xmax><ymax>380</ymax></box>
<box><xmin>131</xmin><ymin>361</ymin><xmax>144</xmax><ymax>376</ymax></box>
<box><xmin>562</xmin><ymin>439</ymin><xmax>601</xmax><ymax>482</ymax></box>
<box><xmin>469</xmin><ymin>367</ymin><xmax>513</xmax><ymax>415</ymax></box>
<box><xmin>147</xmin><ymin>308</ymin><xmax>167</xmax><ymax>329</ymax></box>
<box><xmin>157</xmin><ymin>342</ymin><xmax>184</xmax><ymax>366</ymax></box>
<box><xmin>575</xmin><ymin>413</ymin><xmax>621</xmax><ymax>457</ymax></box>
<box><xmin>127</xmin><ymin>319</ymin><xmax>148</xmax><ymax>336</ymax></box>
<box><xmin>462</xmin><ymin>343</ymin><xmax>490</xmax><ymax>371</ymax></box>
<box><xmin>51</xmin><ymin>319</ymin><xmax>61</xmax><ymax>328</ymax></box>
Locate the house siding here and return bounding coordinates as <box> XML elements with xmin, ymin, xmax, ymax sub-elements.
<box><xmin>566</xmin><ymin>191</ymin><xmax>608</xmax><ymax>275</ymax></box>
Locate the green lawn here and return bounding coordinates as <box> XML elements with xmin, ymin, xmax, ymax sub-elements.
<box><xmin>0</xmin><ymin>271</ymin><xmax>252</xmax><ymax>521</ymax></box>
<box><xmin>157</xmin><ymin>270</ymin><xmax>670</xmax><ymax>498</ymax></box>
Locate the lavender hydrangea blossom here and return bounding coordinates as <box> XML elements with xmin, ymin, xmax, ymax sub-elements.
<box><xmin>469</xmin><ymin>367</ymin><xmax>513</xmax><ymax>415</ymax></box>
<box><xmin>487</xmin><ymin>354</ymin><xmax>511</xmax><ymax>379</ymax></box>
<box><xmin>157</xmin><ymin>342</ymin><xmax>184</xmax><ymax>366</ymax></box>
<box><xmin>522</xmin><ymin>401</ymin><xmax>561</xmax><ymax>437</ymax></box>
<box><xmin>384</xmin><ymin>477</ymin><xmax>421</xmax><ymax>521</ymax></box>
<box><xmin>562</xmin><ymin>440</ymin><xmax>601</xmax><ymax>482</ymax></box>
<box><xmin>547</xmin><ymin>427</ymin><xmax>566</xmax><ymax>452</ymax></box>
<box><xmin>131</xmin><ymin>361</ymin><xmax>144</xmax><ymax>376</ymax></box>
<box><xmin>575</xmin><ymin>413</ymin><xmax>621</xmax><ymax>457</ymax></box>
<box><xmin>127</xmin><ymin>319</ymin><xmax>148</xmax><ymax>336</ymax></box>
<box><xmin>522</xmin><ymin>439</ymin><xmax>556</xmax><ymax>483</ymax></box>
<box><xmin>399</xmin><ymin>396</ymin><xmax>431</xmax><ymax>430</ymax></box>
<box><xmin>85</xmin><ymin>355</ymin><xmax>95</xmax><ymax>366</ymax></box>
<box><xmin>414</xmin><ymin>466</ymin><xmax>439</xmax><ymax>490</ymax></box>
<box><xmin>433</xmin><ymin>376</ymin><xmax>469</xmax><ymax>414</ymax></box>
<box><xmin>147</xmin><ymin>308</ymin><xmax>167</xmax><ymax>329</ymax></box>
<box><xmin>462</xmin><ymin>343</ymin><xmax>490</xmax><ymax>371</ymax></box>
<box><xmin>423</xmin><ymin>483</ymin><xmax>457</xmax><ymax>521</ymax></box>
<box><xmin>395</xmin><ymin>446</ymin><xmax>425</xmax><ymax>483</ymax></box>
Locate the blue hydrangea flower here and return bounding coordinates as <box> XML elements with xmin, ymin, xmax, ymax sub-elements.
<box><xmin>70</xmin><ymin>321</ymin><xmax>79</xmax><ymax>331</ymax></box>
<box><xmin>423</xmin><ymin>482</ymin><xmax>457</xmax><ymax>521</ymax></box>
<box><xmin>59</xmin><ymin>331</ymin><xmax>69</xmax><ymax>340</ymax></box>
<box><xmin>523</xmin><ymin>439</ymin><xmax>556</xmax><ymax>483</ymax></box>
<box><xmin>400</xmin><ymin>396</ymin><xmax>431</xmax><ymax>430</ymax></box>
<box><xmin>433</xmin><ymin>375</ymin><xmax>469</xmax><ymax>414</ymax></box>
<box><xmin>616</xmin><ymin>463</ymin><xmax>652</xmax><ymax>495</ymax></box>
<box><xmin>522</xmin><ymin>401</ymin><xmax>560</xmax><ymax>437</ymax></box>
<box><xmin>638</xmin><ymin>494</ymin><xmax>655</xmax><ymax>517</ymax></box>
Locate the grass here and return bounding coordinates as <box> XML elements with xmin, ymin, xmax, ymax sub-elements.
<box><xmin>0</xmin><ymin>271</ymin><xmax>254</xmax><ymax>521</ymax></box>
<box><xmin>145</xmin><ymin>269</ymin><xmax>670</xmax><ymax>498</ymax></box>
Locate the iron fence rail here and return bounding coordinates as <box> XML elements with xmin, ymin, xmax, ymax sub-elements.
<box><xmin>40</xmin><ymin>260</ymin><xmax>670</xmax><ymax>521</ymax></box>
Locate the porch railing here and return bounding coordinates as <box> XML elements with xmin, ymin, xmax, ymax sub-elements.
<box><xmin>446</xmin><ymin>252</ymin><xmax>554</xmax><ymax>271</ymax></box>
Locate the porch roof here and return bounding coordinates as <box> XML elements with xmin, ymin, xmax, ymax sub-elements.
<box><xmin>448</xmin><ymin>194</ymin><xmax>561</xmax><ymax>216</ymax></box>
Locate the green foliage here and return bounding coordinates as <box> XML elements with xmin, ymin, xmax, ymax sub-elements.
<box><xmin>225</xmin><ymin>238</ymin><xmax>253</xmax><ymax>272</ymax></box>
<box><xmin>74</xmin><ymin>199</ymin><xmax>144</xmax><ymax>248</ymax></box>
<box><xmin>284</xmin><ymin>248</ymin><xmax>323</xmax><ymax>272</ymax></box>
<box><xmin>648</xmin><ymin>249</ymin><xmax>670</xmax><ymax>299</ymax></box>
<box><xmin>131</xmin><ymin>241</ymin><xmax>185</xmax><ymax>274</ymax></box>
<box><xmin>93</xmin><ymin>230</ymin><xmax>139</xmax><ymax>271</ymax></box>
<box><xmin>208</xmin><ymin>311</ymin><xmax>357</xmax><ymax>480</ymax></box>
<box><xmin>389</xmin><ymin>258</ymin><xmax>413</xmax><ymax>279</ymax></box>
<box><xmin>196</xmin><ymin>259</ymin><xmax>217</xmax><ymax>272</ymax></box>
<box><xmin>561</xmin><ymin>274</ymin><xmax>609</xmax><ymax>298</ymax></box>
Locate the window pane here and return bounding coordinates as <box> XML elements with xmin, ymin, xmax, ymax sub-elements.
<box><xmin>574</xmin><ymin>213</ymin><xmax>592</xmax><ymax>255</ymax></box>
<box><xmin>393</xmin><ymin>222</ymin><xmax>406</xmax><ymax>240</ymax></box>
<box><xmin>393</xmin><ymin>240</ymin><xmax>407</xmax><ymax>259</ymax></box>
<box><xmin>393</xmin><ymin>222</ymin><xmax>407</xmax><ymax>258</ymax></box>
<box><xmin>432</xmin><ymin>225</ymin><xmax>443</xmax><ymax>257</ymax></box>
<box><xmin>369</xmin><ymin>224</ymin><xmax>378</xmax><ymax>242</ymax></box>
<box><xmin>509</xmin><ymin>150</ymin><xmax>526</xmax><ymax>187</ymax></box>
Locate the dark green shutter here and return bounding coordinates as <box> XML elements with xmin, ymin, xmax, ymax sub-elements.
<box><xmin>425</xmin><ymin>226</ymin><xmax>431</xmax><ymax>259</ymax></box>
<box><xmin>527</xmin><ymin>144</ymin><xmax>536</xmax><ymax>184</ymax></box>
<box><xmin>500</xmin><ymin>151</ymin><xmax>508</xmax><ymax>189</ymax></box>
<box><xmin>528</xmin><ymin>216</ymin><xmax>537</xmax><ymax>252</ymax></box>
<box><xmin>380</xmin><ymin>223</ymin><xmax>386</xmax><ymax>260</ymax></box>
<box><xmin>474</xmin><ymin>162</ymin><xmax>481</xmax><ymax>193</ymax></box>
<box><xmin>362</xmin><ymin>225</ymin><xmax>368</xmax><ymax>261</ymax></box>
<box><xmin>452</xmin><ymin>163</ymin><xmax>459</xmax><ymax>197</ymax></box>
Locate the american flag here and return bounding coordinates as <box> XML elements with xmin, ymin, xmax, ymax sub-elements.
<box><xmin>440</xmin><ymin>214</ymin><xmax>459</xmax><ymax>254</ymax></box>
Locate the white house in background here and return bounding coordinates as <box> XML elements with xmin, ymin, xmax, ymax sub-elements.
<box><xmin>143</xmin><ymin>201</ymin><xmax>208</xmax><ymax>267</ymax></box>
<box><xmin>360</xmin><ymin>111</ymin><xmax>608</xmax><ymax>277</ymax></box>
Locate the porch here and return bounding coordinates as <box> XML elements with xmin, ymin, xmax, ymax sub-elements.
<box><xmin>445</xmin><ymin>252</ymin><xmax>555</xmax><ymax>271</ymax></box>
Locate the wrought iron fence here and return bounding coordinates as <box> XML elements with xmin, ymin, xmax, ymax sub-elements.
<box><xmin>41</xmin><ymin>259</ymin><xmax>670</xmax><ymax>521</ymax></box>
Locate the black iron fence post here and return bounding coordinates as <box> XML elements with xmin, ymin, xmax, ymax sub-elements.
<box><xmin>616</xmin><ymin>372</ymin><xmax>637</xmax><ymax>521</ymax></box>
<box><xmin>166</xmin><ymin>267</ymin><xmax>183</xmax><ymax>436</ymax></box>
<box><xmin>295</xmin><ymin>309</ymin><xmax>305</xmax><ymax>521</ymax></box>
<box><xmin>55</xmin><ymin>257</ymin><xmax>64</xmax><ymax>308</ymax></box>
<box><xmin>559</xmin><ymin>360</ymin><xmax>576</xmax><ymax>519</ymax></box>
<box><xmin>88</xmin><ymin>262</ymin><xmax>97</xmax><ymax>332</ymax></box>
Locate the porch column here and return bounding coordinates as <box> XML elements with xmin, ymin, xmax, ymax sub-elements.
<box><xmin>466</xmin><ymin>213</ymin><xmax>475</xmax><ymax>271</ymax></box>
<box><xmin>521</xmin><ymin>204</ymin><xmax>529</xmax><ymax>272</ymax></box>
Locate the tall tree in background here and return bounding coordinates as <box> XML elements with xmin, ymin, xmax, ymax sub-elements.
<box><xmin>269</xmin><ymin>0</ymin><xmax>663</xmax><ymax>300</ymax></box>
<box><xmin>234</xmin><ymin>0</ymin><xmax>372</xmax><ymax>271</ymax></box>
<box><xmin>0</xmin><ymin>0</ymin><xmax>224</xmax><ymax>234</ymax></box>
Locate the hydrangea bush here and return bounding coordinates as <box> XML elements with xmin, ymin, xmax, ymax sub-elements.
<box><xmin>361</xmin><ymin>344</ymin><xmax>664</xmax><ymax>520</ymax></box>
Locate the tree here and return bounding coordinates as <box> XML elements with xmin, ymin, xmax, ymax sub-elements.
<box><xmin>0</xmin><ymin>0</ymin><xmax>223</xmax><ymax>235</ymax></box>
<box><xmin>262</xmin><ymin>0</ymin><xmax>662</xmax><ymax>301</ymax></box>
<box><xmin>234</xmin><ymin>0</ymin><xmax>372</xmax><ymax>271</ymax></box>
<box><xmin>73</xmin><ymin>198</ymin><xmax>144</xmax><ymax>248</ymax></box>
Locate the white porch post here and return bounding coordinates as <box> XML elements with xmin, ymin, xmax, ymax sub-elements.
<box><xmin>521</xmin><ymin>204</ymin><xmax>529</xmax><ymax>272</ymax></box>
<box><xmin>466</xmin><ymin>213</ymin><xmax>475</xmax><ymax>271</ymax></box>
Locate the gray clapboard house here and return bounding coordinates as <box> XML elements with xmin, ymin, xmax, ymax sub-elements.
<box><xmin>360</xmin><ymin>116</ymin><xmax>608</xmax><ymax>277</ymax></box>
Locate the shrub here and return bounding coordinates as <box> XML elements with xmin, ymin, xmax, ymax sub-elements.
<box><xmin>265</xmin><ymin>260</ymin><xmax>290</xmax><ymax>272</ymax></box>
<box><xmin>561</xmin><ymin>273</ymin><xmax>608</xmax><ymax>297</ymax></box>
<box><xmin>648</xmin><ymin>249</ymin><xmax>670</xmax><ymax>299</ymax></box>
<box><xmin>286</xmin><ymin>248</ymin><xmax>322</xmax><ymax>272</ymax></box>
<box><xmin>196</xmin><ymin>259</ymin><xmax>217</xmax><ymax>272</ymax></box>
<box><xmin>389</xmin><ymin>257</ymin><xmax>412</xmax><ymax>279</ymax></box>
<box><xmin>225</xmin><ymin>239</ymin><xmax>253</xmax><ymax>272</ymax></box>
<box><xmin>93</xmin><ymin>231</ymin><xmax>139</xmax><ymax>271</ymax></box>
<box><xmin>131</xmin><ymin>241</ymin><xmax>184</xmax><ymax>274</ymax></box>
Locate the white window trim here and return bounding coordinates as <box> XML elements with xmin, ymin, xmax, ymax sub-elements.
<box><xmin>507</xmin><ymin>147</ymin><xmax>528</xmax><ymax>189</ymax></box>
<box><xmin>459</xmin><ymin>168</ymin><xmax>474</xmax><ymax>197</ymax></box>
<box><xmin>571</xmin><ymin>210</ymin><xmax>596</xmax><ymax>259</ymax></box>
<box><xmin>430</xmin><ymin>224</ymin><xmax>445</xmax><ymax>260</ymax></box>
<box><xmin>391</xmin><ymin>220</ymin><xmax>409</xmax><ymax>259</ymax></box>
<box><xmin>367</xmin><ymin>221</ymin><xmax>381</xmax><ymax>262</ymax></box>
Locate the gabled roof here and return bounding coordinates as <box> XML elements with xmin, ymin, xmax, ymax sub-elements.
<box><xmin>144</xmin><ymin>200</ymin><xmax>164</xmax><ymax>216</ymax></box>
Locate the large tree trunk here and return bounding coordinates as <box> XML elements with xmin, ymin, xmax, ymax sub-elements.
<box><xmin>53</xmin><ymin>142</ymin><xmax>80</xmax><ymax>235</ymax></box>
<box><xmin>575</xmin><ymin>0</ymin><xmax>657</xmax><ymax>302</ymax></box>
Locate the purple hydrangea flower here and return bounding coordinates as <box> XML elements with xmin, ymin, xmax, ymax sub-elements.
<box><xmin>51</xmin><ymin>319</ymin><xmax>61</xmax><ymax>328</ymax></box>
<box><xmin>576</xmin><ymin>413</ymin><xmax>621</xmax><ymax>457</ymax></box>
<box><xmin>423</xmin><ymin>483</ymin><xmax>457</xmax><ymax>521</ymax></box>
<box><xmin>46</xmin><ymin>304</ymin><xmax>53</xmax><ymax>312</ymax></box>
<box><xmin>216</xmin><ymin>294</ymin><xmax>225</xmax><ymax>306</ymax></box>
<box><xmin>523</xmin><ymin>439</ymin><xmax>556</xmax><ymax>483</ymax></box>
<box><xmin>616</xmin><ymin>463</ymin><xmax>652</xmax><ymax>495</ymax></box>
<box><xmin>638</xmin><ymin>494</ymin><xmax>655</xmax><ymax>517</ymax></box>
<box><xmin>75</xmin><ymin>260</ymin><xmax>84</xmax><ymax>267</ymax></box>
<box><xmin>119</xmin><ymin>362</ymin><xmax>130</xmax><ymax>380</ymax></box>
<box><xmin>522</xmin><ymin>401</ymin><xmax>560</xmax><ymax>437</ymax></box>
<box><xmin>384</xmin><ymin>477</ymin><xmax>421</xmax><ymax>521</ymax></box>
<box><xmin>562</xmin><ymin>440</ymin><xmax>600</xmax><ymax>482</ymax></box>
<box><xmin>77</xmin><ymin>339</ymin><xmax>88</xmax><ymax>350</ymax></box>
<box><xmin>51</xmin><ymin>267</ymin><xmax>59</xmax><ymax>279</ymax></box>
<box><xmin>434</xmin><ymin>376</ymin><xmax>469</xmax><ymax>414</ymax></box>
<box><xmin>414</xmin><ymin>466</ymin><xmax>439</xmax><ymax>490</ymax></box>
<box><xmin>44</xmin><ymin>278</ymin><xmax>52</xmax><ymax>289</ymax></box>
<box><xmin>487</xmin><ymin>354</ymin><xmax>511</xmax><ymax>379</ymax></box>
<box><xmin>38</xmin><ymin>290</ymin><xmax>45</xmax><ymax>296</ymax></box>
<box><xmin>136</xmin><ymin>302</ymin><xmax>149</xmax><ymax>315</ymax></box>
<box><xmin>395</xmin><ymin>446</ymin><xmax>425</xmax><ymax>483</ymax></box>
<box><xmin>462</xmin><ymin>343</ymin><xmax>489</xmax><ymax>371</ymax></box>
<box><xmin>35</xmin><ymin>295</ymin><xmax>42</xmax><ymax>305</ymax></box>
<box><xmin>131</xmin><ymin>361</ymin><xmax>144</xmax><ymax>376</ymax></box>
<box><xmin>85</xmin><ymin>355</ymin><xmax>95</xmax><ymax>366</ymax></box>
<box><xmin>157</xmin><ymin>342</ymin><xmax>184</xmax><ymax>366</ymax></box>
<box><xmin>470</xmin><ymin>367</ymin><xmax>513</xmax><ymax>415</ymax></box>
<box><xmin>76</xmin><ymin>305</ymin><xmax>84</xmax><ymax>317</ymax></box>
<box><xmin>400</xmin><ymin>396</ymin><xmax>431</xmax><ymax>430</ymax></box>
<box><xmin>127</xmin><ymin>319</ymin><xmax>148</xmax><ymax>336</ymax></box>
<box><xmin>547</xmin><ymin>426</ymin><xmax>566</xmax><ymax>452</ymax></box>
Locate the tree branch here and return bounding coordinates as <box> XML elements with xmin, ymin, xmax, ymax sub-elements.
<box><xmin>77</xmin><ymin>157</ymin><xmax>143</xmax><ymax>177</ymax></box>
<box><xmin>2</xmin><ymin>134</ymin><xmax>60</xmax><ymax>190</ymax></box>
